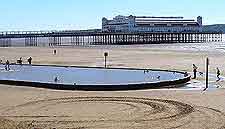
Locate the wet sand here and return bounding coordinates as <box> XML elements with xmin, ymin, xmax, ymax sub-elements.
<box><xmin>0</xmin><ymin>43</ymin><xmax>225</xmax><ymax>129</ymax></box>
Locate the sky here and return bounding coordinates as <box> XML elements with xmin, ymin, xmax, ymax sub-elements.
<box><xmin>0</xmin><ymin>0</ymin><xmax>225</xmax><ymax>31</ymax></box>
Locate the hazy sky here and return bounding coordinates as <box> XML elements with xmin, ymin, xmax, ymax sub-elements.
<box><xmin>0</xmin><ymin>0</ymin><xmax>225</xmax><ymax>31</ymax></box>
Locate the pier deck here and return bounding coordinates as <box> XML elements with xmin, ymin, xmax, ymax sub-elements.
<box><xmin>0</xmin><ymin>31</ymin><xmax>223</xmax><ymax>47</ymax></box>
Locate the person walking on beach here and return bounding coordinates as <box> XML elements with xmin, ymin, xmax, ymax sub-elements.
<box><xmin>193</xmin><ymin>64</ymin><xmax>198</xmax><ymax>79</ymax></box>
<box><xmin>17</xmin><ymin>57</ymin><xmax>22</xmax><ymax>65</ymax></box>
<box><xmin>216</xmin><ymin>67</ymin><xmax>221</xmax><ymax>81</ymax></box>
<box><xmin>27</xmin><ymin>57</ymin><xmax>32</xmax><ymax>65</ymax></box>
<box><xmin>53</xmin><ymin>49</ymin><xmax>57</xmax><ymax>55</ymax></box>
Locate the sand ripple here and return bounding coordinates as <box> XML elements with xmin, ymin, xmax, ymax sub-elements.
<box><xmin>0</xmin><ymin>97</ymin><xmax>225</xmax><ymax>129</ymax></box>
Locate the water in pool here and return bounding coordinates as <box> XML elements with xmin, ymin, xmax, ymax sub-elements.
<box><xmin>0</xmin><ymin>64</ymin><xmax>185</xmax><ymax>85</ymax></box>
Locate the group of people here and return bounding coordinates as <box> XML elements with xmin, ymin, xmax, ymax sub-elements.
<box><xmin>0</xmin><ymin>57</ymin><xmax>33</xmax><ymax>71</ymax></box>
<box><xmin>17</xmin><ymin>57</ymin><xmax>33</xmax><ymax>65</ymax></box>
<box><xmin>192</xmin><ymin>64</ymin><xmax>221</xmax><ymax>81</ymax></box>
<box><xmin>0</xmin><ymin>60</ymin><xmax>10</xmax><ymax>71</ymax></box>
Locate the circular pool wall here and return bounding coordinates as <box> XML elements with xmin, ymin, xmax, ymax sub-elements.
<box><xmin>0</xmin><ymin>64</ymin><xmax>190</xmax><ymax>91</ymax></box>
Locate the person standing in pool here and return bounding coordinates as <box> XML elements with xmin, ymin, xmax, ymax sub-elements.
<box><xmin>4</xmin><ymin>63</ymin><xmax>7</xmax><ymax>71</ymax></box>
<box><xmin>5</xmin><ymin>60</ymin><xmax>10</xmax><ymax>71</ymax></box>
<box><xmin>216</xmin><ymin>67</ymin><xmax>221</xmax><ymax>81</ymax></box>
<box><xmin>54</xmin><ymin>77</ymin><xmax>59</xmax><ymax>83</ymax></box>
<box><xmin>193</xmin><ymin>64</ymin><xmax>198</xmax><ymax>79</ymax></box>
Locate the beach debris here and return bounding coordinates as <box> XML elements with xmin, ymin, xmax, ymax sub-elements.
<box><xmin>199</xmin><ymin>72</ymin><xmax>203</xmax><ymax>76</ymax></box>
<box><xmin>157</xmin><ymin>76</ymin><xmax>160</xmax><ymax>80</ymax></box>
<box><xmin>184</xmin><ymin>72</ymin><xmax>188</xmax><ymax>77</ymax></box>
<box><xmin>144</xmin><ymin>69</ymin><xmax>150</xmax><ymax>74</ymax></box>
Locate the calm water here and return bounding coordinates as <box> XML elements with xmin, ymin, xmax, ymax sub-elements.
<box><xmin>0</xmin><ymin>65</ymin><xmax>185</xmax><ymax>85</ymax></box>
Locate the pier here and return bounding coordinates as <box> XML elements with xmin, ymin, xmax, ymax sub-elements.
<box><xmin>0</xmin><ymin>31</ymin><xmax>223</xmax><ymax>47</ymax></box>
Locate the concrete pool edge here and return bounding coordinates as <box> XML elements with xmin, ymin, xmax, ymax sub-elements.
<box><xmin>0</xmin><ymin>64</ymin><xmax>191</xmax><ymax>91</ymax></box>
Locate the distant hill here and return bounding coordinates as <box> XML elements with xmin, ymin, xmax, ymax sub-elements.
<box><xmin>203</xmin><ymin>24</ymin><xmax>225</xmax><ymax>33</ymax></box>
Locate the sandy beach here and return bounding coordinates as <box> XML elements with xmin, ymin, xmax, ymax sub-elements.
<box><xmin>0</xmin><ymin>42</ymin><xmax>225</xmax><ymax>129</ymax></box>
